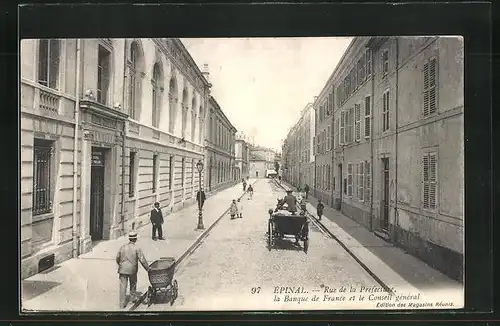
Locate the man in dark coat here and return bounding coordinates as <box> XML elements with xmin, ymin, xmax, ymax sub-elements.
<box><xmin>116</xmin><ymin>231</ymin><xmax>150</xmax><ymax>308</ymax></box>
<box><xmin>150</xmin><ymin>202</ymin><xmax>164</xmax><ymax>240</ymax></box>
<box><xmin>283</xmin><ymin>189</ymin><xmax>298</xmax><ymax>213</ymax></box>
<box><xmin>304</xmin><ymin>184</ymin><xmax>310</xmax><ymax>199</ymax></box>
<box><xmin>196</xmin><ymin>189</ymin><xmax>206</xmax><ymax>210</ymax></box>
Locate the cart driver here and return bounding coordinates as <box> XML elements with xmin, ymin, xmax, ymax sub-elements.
<box><xmin>283</xmin><ymin>190</ymin><xmax>298</xmax><ymax>214</ymax></box>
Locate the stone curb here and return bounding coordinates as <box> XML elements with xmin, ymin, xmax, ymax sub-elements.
<box><xmin>129</xmin><ymin>179</ymin><xmax>258</xmax><ymax>311</ymax></box>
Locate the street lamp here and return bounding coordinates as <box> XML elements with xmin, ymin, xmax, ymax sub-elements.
<box><xmin>196</xmin><ymin>159</ymin><xmax>205</xmax><ymax>230</ymax></box>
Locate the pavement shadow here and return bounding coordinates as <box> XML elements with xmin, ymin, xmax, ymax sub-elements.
<box><xmin>22</xmin><ymin>280</ymin><xmax>61</xmax><ymax>301</ymax></box>
<box><xmin>303</xmin><ymin>193</ymin><xmax>460</xmax><ymax>290</ymax></box>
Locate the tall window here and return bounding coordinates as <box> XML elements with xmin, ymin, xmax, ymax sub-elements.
<box><xmin>423</xmin><ymin>57</ymin><xmax>437</xmax><ymax>117</ymax></box>
<box><xmin>382</xmin><ymin>50</ymin><xmax>389</xmax><ymax>75</ymax></box>
<box><xmin>152</xmin><ymin>63</ymin><xmax>162</xmax><ymax>128</ymax></box>
<box><xmin>382</xmin><ymin>91</ymin><xmax>390</xmax><ymax>132</ymax></box>
<box><xmin>327</xmin><ymin>125</ymin><xmax>331</xmax><ymax>151</ymax></box>
<box><xmin>128</xmin><ymin>42</ymin><xmax>140</xmax><ymax>119</ymax></box>
<box><xmin>357</xmin><ymin>161</ymin><xmax>364</xmax><ymax>201</ymax></box>
<box><xmin>181</xmin><ymin>158</ymin><xmax>185</xmax><ymax>187</ymax></box>
<box><xmin>152</xmin><ymin>154</ymin><xmax>158</xmax><ymax>193</ymax></box>
<box><xmin>168</xmin><ymin>78</ymin><xmax>177</xmax><ymax>133</ymax></box>
<box><xmin>347</xmin><ymin>163</ymin><xmax>353</xmax><ymax>197</ymax></box>
<box><xmin>422</xmin><ymin>152</ymin><xmax>437</xmax><ymax>210</ymax></box>
<box><xmin>169</xmin><ymin>156</ymin><xmax>174</xmax><ymax>189</ymax></box>
<box><xmin>32</xmin><ymin>139</ymin><xmax>54</xmax><ymax>216</ymax></box>
<box><xmin>364</xmin><ymin>96</ymin><xmax>371</xmax><ymax>138</ymax></box>
<box><xmin>347</xmin><ymin>107</ymin><xmax>354</xmax><ymax>143</ymax></box>
<box><xmin>366</xmin><ymin>49</ymin><xmax>372</xmax><ymax>77</ymax></box>
<box><xmin>97</xmin><ymin>46</ymin><xmax>111</xmax><ymax>105</ymax></box>
<box><xmin>129</xmin><ymin>152</ymin><xmax>136</xmax><ymax>197</ymax></box>
<box><xmin>355</xmin><ymin>103</ymin><xmax>361</xmax><ymax>141</ymax></box>
<box><xmin>364</xmin><ymin>161</ymin><xmax>371</xmax><ymax>202</ymax></box>
<box><xmin>38</xmin><ymin>39</ymin><xmax>60</xmax><ymax>89</ymax></box>
<box><xmin>340</xmin><ymin>112</ymin><xmax>345</xmax><ymax>145</ymax></box>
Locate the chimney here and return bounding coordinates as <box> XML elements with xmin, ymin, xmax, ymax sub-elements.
<box><xmin>202</xmin><ymin>63</ymin><xmax>210</xmax><ymax>83</ymax></box>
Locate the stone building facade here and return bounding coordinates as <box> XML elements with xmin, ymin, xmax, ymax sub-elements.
<box><xmin>281</xmin><ymin>103</ymin><xmax>315</xmax><ymax>190</ymax></box>
<box><xmin>249</xmin><ymin>145</ymin><xmax>277</xmax><ymax>178</ymax></box>
<box><xmin>204</xmin><ymin>96</ymin><xmax>238</xmax><ymax>193</ymax></box>
<box><xmin>20</xmin><ymin>38</ymin><xmax>210</xmax><ymax>279</ymax></box>
<box><xmin>329</xmin><ymin>36</ymin><xmax>464</xmax><ymax>281</ymax></box>
<box><xmin>314</xmin><ymin>79</ymin><xmax>335</xmax><ymax>206</ymax></box>
<box><xmin>235</xmin><ymin>132</ymin><xmax>250</xmax><ymax>181</ymax></box>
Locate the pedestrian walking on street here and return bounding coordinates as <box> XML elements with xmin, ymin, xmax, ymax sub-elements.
<box><xmin>116</xmin><ymin>231</ymin><xmax>150</xmax><ymax>309</ymax></box>
<box><xmin>150</xmin><ymin>202</ymin><xmax>165</xmax><ymax>240</ymax></box>
<box><xmin>237</xmin><ymin>198</ymin><xmax>243</xmax><ymax>218</ymax></box>
<box><xmin>242</xmin><ymin>179</ymin><xmax>247</xmax><ymax>192</ymax></box>
<box><xmin>304</xmin><ymin>184</ymin><xmax>310</xmax><ymax>199</ymax></box>
<box><xmin>316</xmin><ymin>199</ymin><xmax>324</xmax><ymax>221</ymax></box>
<box><xmin>229</xmin><ymin>199</ymin><xmax>238</xmax><ymax>219</ymax></box>
<box><xmin>196</xmin><ymin>188</ymin><xmax>206</xmax><ymax>211</ymax></box>
<box><xmin>247</xmin><ymin>184</ymin><xmax>254</xmax><ymax>200</ymax></box>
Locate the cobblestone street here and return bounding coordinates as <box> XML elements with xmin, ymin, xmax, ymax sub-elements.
<box><xmin>135</xmin><ymin>179</ymin><xmax>381</xmax><ymax>311</ymax></box>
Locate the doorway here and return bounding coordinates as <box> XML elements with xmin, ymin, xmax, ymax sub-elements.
<box><xmin>381</xmin><ymin>158</ymin><xmax>390</xmax><ymax>230</ymax></box>
<box><xmin>338</xmin><ymin>163</ymin><xmax>343</xmax><ymax>210</ymax></box>
<box><xmin>90</xmin><ymin>148</ymin><xmax>105</xmax><ymax>241</ymax></box>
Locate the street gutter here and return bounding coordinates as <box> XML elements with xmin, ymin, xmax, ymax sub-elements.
<box><xmin>129</xmin><ymin>179</ymin><xmax>258</xmax><ymax>311</ymax></box>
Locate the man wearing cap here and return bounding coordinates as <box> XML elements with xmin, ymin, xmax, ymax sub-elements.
<box><xmin>283</xmin><ymin>189</ymin><xmax>298</xmax><ymax>214</ymax></box>
<box><xmin>116</xmin><ymin>231</ymin><xmax>150</xmax><ymax>308</ymax></box>
<box><xmin>150</xmin><ymin>202</ymin><xmax>165</xmax><ymax>240</ymax></box>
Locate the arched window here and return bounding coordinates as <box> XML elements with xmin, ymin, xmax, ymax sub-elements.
<box><xmin>191</xmin><ymin>97</ymin><xmax>197</xmax><ymax>142</ymax></box>
<box><xmin>181</xmin><ymin>89</ymin><xmax>188</xmax><ymax>138</ymax></box>
<box><xmin>198</xmin><ymin>105</ymin><xmax>203</xmax><ymax>144</ymax></box>
<box><xmin>38</xmin><ymin>39</ymin><xmax>60</xmax><ymax>89</ymax></box>
<box><xmin>151</xmin><ymin>63</ymin><xmax>162</xmax><ymax>128</ymax></box>
<box><xmin>128</xmin><ymin>42</ymin><xmax>142</xmax><ymax>119</ymax></box>
<box><xmin>168</xmin><ymin>78</ymin><xmax>177</xmax><ymax>133</ymax></box>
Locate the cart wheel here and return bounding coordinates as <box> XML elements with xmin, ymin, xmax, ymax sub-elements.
<box><xmin>304</xmin><ymin>239</ymin><xmax>309</xmax><ymax>254</ymax></box>
<box><xmin>267</xmin><ymin>221</ymin><xmax>273</xmax><ymax>250</ymax></box>
<box><xmin>171</xmin><ymin>280</ymin><xmax>179</xmax><ymax>305</ymax></box>
<box><xmin>146</xmin><ymin>286</ymin><xmax>153</xmax><ymax>307</ymax></box>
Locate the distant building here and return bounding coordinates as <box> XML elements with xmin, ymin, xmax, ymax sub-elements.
<box><xmin>235</xmin><ymin>132</ymin><xmax>250</xmax><ymax>180</ymax></box>
<box><xmin>249</xmin><ymin>145</ymin><xmax>278</xmax><ymax>178</ymax></box>
<box><xmin>204</xmin><ymin>96</ymin><xmax>238</xmax><ymax>192</ymax></box>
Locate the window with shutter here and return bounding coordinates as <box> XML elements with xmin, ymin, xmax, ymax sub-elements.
<box><xmin>353</xmin><ymin>67</ymin><xmax>358</xmax><ymax>89</ymax></box>
<box><xmin>38</xmin><ymin>39</ymin><xmax>60</xmax><ymax>89</ymax></box>
<box><xmin>382</xmin><ymin>91</ymin><xmax>390</xmax><ymax>132</ymax></box>
<box><xmin>422</xmin><ymin>152</ymin><xmax>437</xmax><ymax>210</ymax></box>
<box><xmin>348</xmin><ymin>107</ymin><xmax>354</xmax><ymax>143</ymax></box>
<box><xmin>340</xmin><ymin>111</ymin><xmax>345</xmax><ymax>145</ymax></box>
<box><xmin>364</xmin><ymin>96</ymin><xmax>371</xmax><ymax>138</ymax></box>
<box><xmin>364</xmin><ymin>161</ymin><xmax>371</xmax><ymax>201</ymax></box>
<box><xmin>366</xmin><ymin>49</ymin><xmax>372</xmax><ymax>77</ymax></box>
<box><xmin>327</xmin><ymin>125</ymin><xmax>331</xmax><ymax>151</ymax></box>
<box><xmin>359</xmin><ymin>161</ymin><xmax>364</xmax><ymax>201</ymax></box>
<box><xmin>347</xmin><ymin>163</ymin><xmax>353</xmax><ymax>197</ymax></box>
<box><xmin>356</xmin><ymin>163</ymin><xmax>360</xmax><ymax>198</ymax></box>
<box><xmin>423</xmin><ymin>57</ymin><xmax>437</xmax><ymax>117</ymax></box>
<box><xmin>382</xmin><ymin>50</ymin><xmax>389</xmax><ymax>75</ymax></box>
<box><xmin>355</xmin><ymin>104</ymin><xmax>361</xmax><ymax>141</ymax></box>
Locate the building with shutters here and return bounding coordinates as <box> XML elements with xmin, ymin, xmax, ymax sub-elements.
<box><xmin>204</xmin><ymin>96</ymin><xmax>238</xmax><ymax>193</ymax></box>
<box><xmin>20</xmin><ymin>38</ymin><xmax>211</xmax><ymax>279</ymax></box>
<box><xmin>328</xmin><ymin>36</ymin><xmax>464</xmax><ymax>282</ymax></box>
<box><xmin>281</xmin><ymin>103</ymin><xmax>315</xmax><ymax>190</ymax></box>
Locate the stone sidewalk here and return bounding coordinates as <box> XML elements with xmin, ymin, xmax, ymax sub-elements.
<box><xmin>21</xmin><ymin>179</ymin><xmax>257</xmax><ymax>312</ymax></box>
<box><xmin>278</xmin><ymin>180</ymin><xmax>463</xmax><ymax>306</ymax></box>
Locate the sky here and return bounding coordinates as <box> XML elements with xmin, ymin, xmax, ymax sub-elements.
<box><xmin>181</xmin><ymin>37</ymin><xmax>353</xmax><ymax>151</ymax></box>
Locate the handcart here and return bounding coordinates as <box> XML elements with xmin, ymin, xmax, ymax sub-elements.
<box><xmin>145</xmin><ymin>257</ymin><xmax>179</xmax><ymax>306</ymax></box>
<box><xmin>267</xmin><ymin>206</ymin><xmax>309</xmax><ymax>253</ymax></box>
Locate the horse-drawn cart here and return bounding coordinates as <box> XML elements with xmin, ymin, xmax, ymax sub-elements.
<box><xmin>267</xmin><ymin>207</ymin><xmax>309</xmax><ymax>253</ymax></box>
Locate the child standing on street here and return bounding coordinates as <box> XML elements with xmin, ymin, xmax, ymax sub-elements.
<box><xmin>316</xmin><ymin>199</ymin><xmax>324</xmax><ymax>221</ymax></box>
<box><xmin>237</xmin><ymin>198</ymin><xmax>243</xmax><ymax>218</ymax></box>
<box><xmin>247</xmin><ymin>184</ymin><xmax>254</xmax><ymax>200</ymax></box>
<box><xmin>229</xmin><ymin>199</ymin><xmax>238</xmax><ymax>220</ymax></box>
